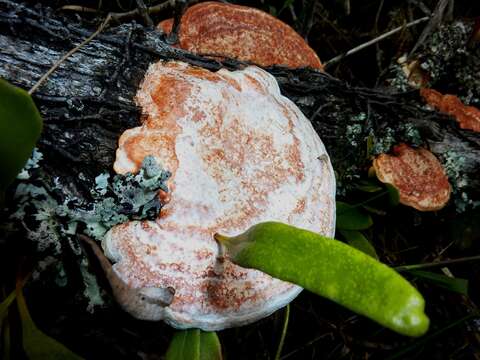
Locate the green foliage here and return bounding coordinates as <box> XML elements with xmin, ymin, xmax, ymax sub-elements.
<box><xmin>339</xmin><ymin>230</ymin><xmax>378</xmax><ymax>260</ymax></box>
<box><xmin>218</xmin><ymin>222</ymin><xmax>429</xmax><ymax>337</ymax></box>
<box><xmin>407</xmin><ymin>270</ymin><xmax>468</xmax><ymax>295</ymax></box>
<box><xmin>0</xmin><ymin>79</ymin><xmax>42</xmax><ymax>194</ymax></box>
<box><xmin>355</xmin><ymin>180</ymin><xmax>383</xmax><ymax>193</ymax></box>
<box><xmin>0</xmin><ymin>291</ymin><xmax>15</xmax><ymax>319</ymax></box>
<box><xmin>385</xmin><ymin>183</ymin><xmax>400</xmax><ymax>206</ymax></box>
<box><xmin>336</xmin><ymin>201</ymin><xmax>373</xmax><ymax>230</ymax></box>
<box><xmin>166</xmin><ymin>329</ymin><xmax>222</xmax><ymax>360</ymax></box>
<box><xmin>16</xmin><ymin>283</ymin><xmax>84</xmax><ymax>360</ymax></box>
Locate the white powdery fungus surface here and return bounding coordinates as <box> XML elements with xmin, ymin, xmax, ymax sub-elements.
<box><xmin>103</xmin><ymin>61</ymin><xmax>336</xmax><ymax>330</ymax></box>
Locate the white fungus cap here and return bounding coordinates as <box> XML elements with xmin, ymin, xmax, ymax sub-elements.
<box><xmin>103</xmin><ymin>61</ymin><xmax>336</xmax><ymax>330</ymax></box>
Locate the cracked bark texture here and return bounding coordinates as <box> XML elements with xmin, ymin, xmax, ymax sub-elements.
<box><xmin>1</xmin><ymin>0</ymin><xmax>479</xmax><ymax>209</ymax></box>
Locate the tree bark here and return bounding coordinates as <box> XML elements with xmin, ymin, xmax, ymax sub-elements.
<box><xmin>1</xmin><ymin>0</ymin><xmax>479</xmax><ymax>207</ymax></box>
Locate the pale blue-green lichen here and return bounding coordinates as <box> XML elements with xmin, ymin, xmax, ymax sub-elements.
<box><xmin>399</xmin><ymin>123</ymin><xmax>422</xmax><ymax>146</ymax></box>
<box><xmin>371</xmin><ymin>128</ymin><xmax>396</xmax><ymax>155</ymax></box>
<box><xmin>80</xmin><ymin>257</ymin><xmax>105</xmax><ymax>311</ymax></box>
<box><xmin>12</xmin><ymin>154</ymin><xmax>171</xmax><ymax>246</ymax></box>
<box><xmin>440</xmin><ymin>150</ymin><xmax>480</xmax><ymax>212</ymax></box>
<box><xmin>10</xmin><ymin>152</ymin><xmax>171</xmax><ymax>310</ymax></box>
<box><xmin>346</xmin><ymin>124</ymin><xmax>363</xmax><ymax>147</ymax></box>
<box><xmin>16</xmin><ymin>148</ymin><xmax>43</xmax><ymax>180</ymax></box>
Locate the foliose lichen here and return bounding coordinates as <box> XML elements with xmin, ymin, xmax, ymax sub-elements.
<box><xmin>9</xmin><ymin>151</ymin><xmax>171</xmax><ymax>310</ymax></box>
<box><xmin>440</xmin><ymin>150</ymin><xmax>480</xmax><ymax>212</ymax></box>
<box><xmin>12</xmin><ymin>154</ymin><xmax>171</xmax><ymax>246</ymax></box>
<box><xmin>16</xmin><ymin>148</ymin><xmax>43</xmax><ymax>180</ymax></box>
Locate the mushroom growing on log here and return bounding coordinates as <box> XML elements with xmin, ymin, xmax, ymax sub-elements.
<box><xmin>1</xmin><ymin>0</ymin><xmax>480</xmax><ymax>323</ymax></box>
<box><xmin>158</xmin><ymin>2</ymin><xmax>323</xmax><ymax>69</ymax></box>
<box><xmin>420</xmin><ymin>88</ymin><xmax>480</xmax><ymax>133</ymax></box>
<box><xmin>373</xmin><ymin>143</ymin><xmax>451</xmax><ymax>211</ymax></box>
<box><xmin>102</xmin><ymin>61</ymin><xmax>336</xmax><ymax>330</ymax></box>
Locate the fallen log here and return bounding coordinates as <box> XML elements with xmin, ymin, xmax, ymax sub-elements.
<box><xmin>1</xmin><ymin>0</ymin><xmax>479</xmax><ymax>209</ymax></box>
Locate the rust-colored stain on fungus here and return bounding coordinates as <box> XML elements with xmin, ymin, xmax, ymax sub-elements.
<box><xmin>158</xmin><ymin>2</ymin><xmax>322</xmax><ymax>69</ymax></box>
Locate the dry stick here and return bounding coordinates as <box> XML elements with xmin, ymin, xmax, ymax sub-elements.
<box><xmin>395</xmin><ymin>255</ymin><xmax>480</xmax><ymax>272</ymax></box>
<box><xmin>60</xmin><ymin>0</ymin><xmax>175</xmax><ymax>22</ymax></box>
<box><xmin>324</xmin><ymin>16</ymin><xmax>430</xmax><ymax>68</ymax></box>
<box><xmin>135</xmin><ymin>0</ymin><xmax>155</xmax><ymax>27</ymax></box>
<box><xmin>28</xmin><ymin>15</ymin><xmax>112</xmax><ymax>95</ymax></box>
<box><xmin>275</xmin><ymin>304</ymin><xmax>290</xmax><ymax>360</ymax></box>
<box><xmin>59</xmin><ymin>5</ymin><xmax>98</xmax><ymax>13</ymax></box>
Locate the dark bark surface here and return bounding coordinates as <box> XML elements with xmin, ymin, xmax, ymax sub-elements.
<box><xmin>1</xmin><ymin>0</ymin><xmax>480</xmax><ymax>205</ymax></box>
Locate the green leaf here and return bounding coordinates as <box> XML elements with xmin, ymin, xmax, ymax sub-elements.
<box><xmin>362</xmin><ymin>205</ymin><xmax>387</xmax><ymax>216</ymax></box>
<box><xmin>0</xmin><ymin>79</ymin><xmax>43</xmax><ymax>191</ymax></box>
<box><xmin>339</xmin><ymin>230</ymin><xmax>378</xmax><ymax>260</ymax></box>
<box><xmin>268</xmin><ymin>5</ymin><xmax>277</xmax><ymax>16</ymax></box>
<box><xmin>16</xmin><ymin>284</ymin><xmax>83</xmax><ymax>360</ymax></box>
<box><xmin>355</xmin><ymin>180</ymin><xmax>383</xmax><ymax>193</ymax></box>
<box><xmin>0</xmin><ymin>291</ymin><xmax>15</xmax><ymax>319</ymax></box>
<box><xmin>407</xmin><ymin>270</ymin><xmax>468</xmax><ymax>295</ymax></box>
<box><xmin>2</xmin><ymin>315</ymin><xmax>11</xmax><ymax>360</ymax></box>
<box><xmin>218</xmin><ymin>222</ymin><xmax>429</xmax><ymax>337</ymax></box>
<box><xmin>336</xmin><ymin>201</ymin><xmax>373</xmax><ymax>230</ymax></box>
<box><xmin>278</xmin><ymin>0</ymin><xmax>295</xmax><ymax>15</ymax></box>
<box><xmin>385</xmin><ymin>184</ymin><xmax>400</xmax><ymax>206</ymax></box>
<box><xmin>166</xmin><ymin>329</ymin><xmax>222</xmax><ymax>360</ymax></box>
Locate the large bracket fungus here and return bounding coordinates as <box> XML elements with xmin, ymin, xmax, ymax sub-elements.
<box><xmin>101</xmin><ymin>61</ymin><xmax>336</xmax><ymax>330</ymax></box>
<box><xmin>158</xmin><ymin>2</ymin><xmax>323</xmax><ymax>69</ymax></box>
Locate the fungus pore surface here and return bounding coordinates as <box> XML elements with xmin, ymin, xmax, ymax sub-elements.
<box><xmin>104</xmin><ymin>61</ymin><xmax>336</xmax><ymax>330</ymax></box>
<box><xmin>373</xmin><ymin>143</ymin><xmax>451</xmax><ymax>211</ymax></box>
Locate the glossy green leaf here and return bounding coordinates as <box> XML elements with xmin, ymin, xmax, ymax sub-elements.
<box><xmin>339</xmin><ymin>230</ymin><xmax>378</xmax><ymax>260</ymax></box>
<box><xmin>16</xmin><ymin>285</ymin><xmax>83</xmax><ymax>360</ymax></box>
<box><xmin>0</xmin><ymin>79</ymin><xmax>42</xmax><ymax>191</ymax></box>
<box><xmin>386</xmin><ymin>184</ymin><xmax>400</xmax><ymax>206</ymax></box>
<box><xmin>407</xmin><ymin>270</ymin><xmax>468</xmax><ymax>295</ymax></box>
<box><xmin>336</xmin><ymin>201</ymin><xmax>373</xmax><ymax>230</ymax></box>
<box><xmin>166</xmin><ymin>329</ymin><xmax>222</xmax><ymax>360</ymax></box>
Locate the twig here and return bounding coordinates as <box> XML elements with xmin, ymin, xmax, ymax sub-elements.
<box><xmin>60</xmin><ymin>0</ymin><xmax>175</xmax><ymax>23</ymax></box>
<box><xmin>395</xmin><ymin>255</ymin><xmax>480</xmax><ymax>272</ymax></box>
<box><xmin>59</xmin><ymin>5</ymin><xmax>98</xmax><ymax>13</ymax></box>
<box><xmin>135</xmin><ymin>0</ymin><xmax>154</xmax><ymax>27</ymax></box>
<box><xmin>275</xmin><ymin>304</ymin><xmax>290</xmax><ymax>360</ymax></box>
<box><xmin>324</xmin><ymin>16</ymin><xmax>430</xmax><ymax>68</ymax></box>
<box><xmin>409</xmin><ymin>0</ymin><xmax>453</xmax><ymax>57</ymax></box>
<box><xmin>28</xmin><ymin>15</ymin><xmax>112</xmax><ymax>95</ymax></box>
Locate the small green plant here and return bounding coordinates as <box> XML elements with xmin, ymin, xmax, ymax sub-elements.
<box><xmin>166</xmin><ymin>329</ymin><xmax>222</xmax><ymax>360</ymax></box>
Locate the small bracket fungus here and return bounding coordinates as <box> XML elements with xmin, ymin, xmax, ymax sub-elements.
<box><xmin>158</xmin><ymin>2</ymin><xmax>323</xmax><ymax>69</ymax></box>
<box><xmin>102</xmin><ymin>61</ymin><xmax>336</xmax><ymax>330</ymax></box>
<box><xmin>420</xmin><ymin>88</ymin><xmax>480</xmax><ymax>133</ymax></box>
<box><xmin>373</xmin><ymin>143</ymin><xmax>451</xmax><ymax>211</ymax></box>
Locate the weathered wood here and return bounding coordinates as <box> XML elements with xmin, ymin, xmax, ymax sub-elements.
<box><xmin>0</xmin><ymin>0</ymin><xmax>479</xmax><ymax>206</ymax></box>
